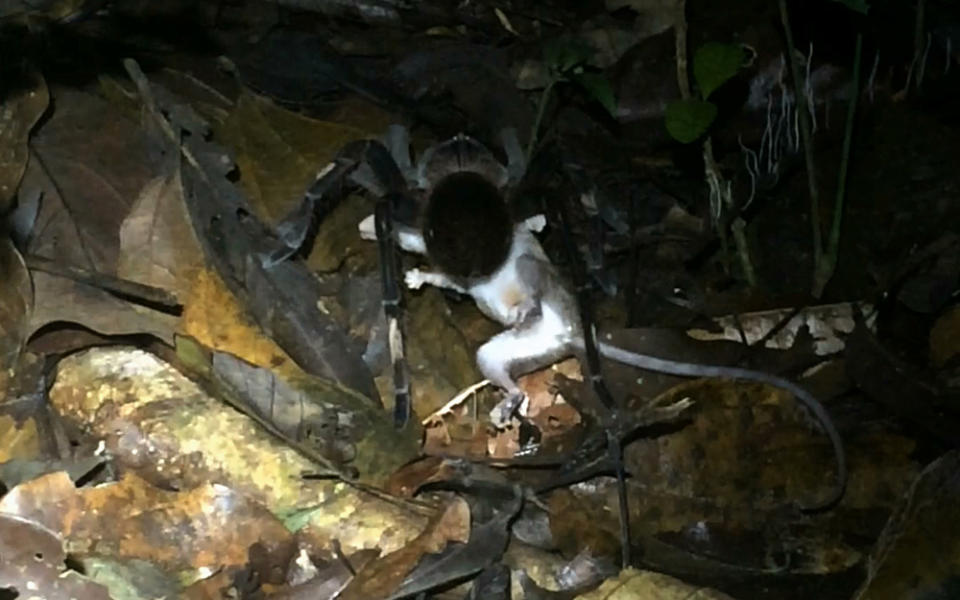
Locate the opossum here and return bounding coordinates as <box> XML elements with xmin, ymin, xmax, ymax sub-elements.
<box><xmin>359</xmin><ymin>208</ymin><xmax>846</xmax><ymax>509</ymax></box>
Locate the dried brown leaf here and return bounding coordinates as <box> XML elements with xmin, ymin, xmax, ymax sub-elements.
<box><xmin>0</xmin><ymin>513</ymin><xmax>111</xmax><ymax>600</ymax></box>
<box><xmin>852</xmin><ymin>450</ymin><xmax>960</xmax><ymax>600</ymax></box>
<box><xmin>0</xmin><ymin>237</ymin><xmax>31</xmax><ymax>379</ymax></box>
<box><xmin>405</xmin><ymin>288</ymin><xmax>482</xmax><ymax>416</ymax></box>
<box><xmin>0</xmin><ymin>471</ymin><xmax>294</xmax><ymax>573</ymax></box>
<box><xmin>48</xmin><ymin>346</ymin><xmax>426</xmax><ymax>555</ymax></box>
<box><xmin>118</xmin><ymin>173</ymin><xmax>205</xmax><ymax>298</ymax></box>
<box><xmin>0</xmin><ymin>414</ymin><xmax>40</xmax><ymax>462</ymax></box>
<box><xmin>21</xmin><ymin>88</ymin><xmax>177</xmax><ymax>342</ymax></box>
<box><xmin>180</xmin><ymin>268</ymin><xmax>302</xmax><ymax>377</ymax></box>
<box><xmin>0</xmin><ymin>68</ymin><xmax>48</xmax><ymax>212</ymax></box>
<box><xmin>216</xmin><ymin>93</ymin><xmax>392</xmax><ymax>225</ymax></box>
<box><xmin>337</xmin><ymin>497</ymin><xmax>470</xmax><ymax>600</ymax></box>
<box><xmin>576</xmin><ymin>567</ymin><xmax>736</xmax><ymax>599</ymax></box>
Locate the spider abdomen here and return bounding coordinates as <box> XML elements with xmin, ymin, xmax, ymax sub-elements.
<box><xmin>423</xmin><ymin>171</ymin><xmax>512</xmax><ymax>280</ymax></box>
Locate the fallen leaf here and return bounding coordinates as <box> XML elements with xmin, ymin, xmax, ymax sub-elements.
<box><xmin>48</xmin><ymin>346</ymin><xmax>426</xmax><ymax>555</ymax></box>
<box><xmin>21</xmin><ymin>87</ymin><xmax>178</xmax><ymax>342</ymax></box>
<box><xmin>576</xmin><ymin>567</ymin><xmax>736</xmax><ymax>599</ymax></box>
<box><xmin>929</xmin><ymin>304</ymin><xmax>960</xmax><ymax>367</ymax></box>
<box><xmin>0</xmin><ymin>414</ymin><xmax>40</xmax><ymax>463</ymax></box>
<box><xmin>80</xmin><ymin>555</ymin><xmax>182</xmax><ymax>600</ymax></box>
<box><xmin>337</xmin><ymin>497</ymin><xmax>471</xmax><ymax>600</ymax></box>
<box><xmin>180</xmin><ymin>268</ymin><xmax>302</xmax><ymax>378</ymax></box>
<box><xmin>0</xmin><ymin>471</ymin><xmax>295</xmax><ymax>573</ymax></box>
<box><xmin>0</xmin><ymin>67</ymin><xmax>48</xmax><ymax>212</ymax></box>
<box><xmin>0</xmin><ymin>237</ymin><xmax>31</xmax><ymax>382</ymax></box>
<box><xmin>0</xmin><ymin>512</ymin><xmax>111</xmax><ymax>600</ymax></box>
<box><xmin>117</xmin><ymin>172</ymin><xmax>205</xmax><ymax>298</ymax></box>
<box><xmin>851</xmin><ymin>450</ymin><xmax>960</xmax><ymax>600</ymax></box>
<box><xmin>27</xmin><ymin>87</ymin><xmax>152</xmax><ymax>272</ymax></box>
<box><xmin>405</xmin><ymin>288</ymin><xmax>483</xmax><ymax>416</ymax></box>
<box><xmin>216</xmin><ymin>92</ymin><xmax>392</xmax><ymax>226</ymax></box>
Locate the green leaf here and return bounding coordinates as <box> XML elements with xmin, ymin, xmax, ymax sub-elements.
<box><xmin>543</xmin><ymin>38</ymin><xmax>594</xmax><ymax>74</ymax></box>
<box><xmin>664</xmin><ymin>99</ymin><xmax>718</xmax><ymax>143</ymax></box>
<box><xmin>277</xmin><ymin>504</ymin><xmax>324</xmax><ymax>532</ymax></box>
<box><xmin>693</xmin><ymin>42</ymin><xmax>745</xmax><ymax>99</ymax></box>
<box><xmin>572</xmin><ymin>72</ymin><xmax>617</xmax><ymax>116</ymax></box>
<box><xmin>829</xmin><ymin>0</ymin><xmax>869</xmax><ymax>13</ymax></box>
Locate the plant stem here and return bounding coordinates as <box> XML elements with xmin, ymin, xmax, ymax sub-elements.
<box><xmin>778</xmin><ymin>0</ymin><xmax>823</xmax><ymax>286</ymax></box>
<box><xmin>674</xmin><ymin>0</ymin><xmax>691</xmax><ymax>100</ymax></box>
<box><xmin>731</xmin><ymin>217</ymin><xmax>757</xmax><ymax>285</ymax></box>
<box><xmin>813</xmin><ymin>32</ymin><xmax>862</xmax><ymax>297</ymax></box>
<box><xmin>526</xmin><ymin>80</ymin><xmax>556</xmax><ymax>164</ymax></box>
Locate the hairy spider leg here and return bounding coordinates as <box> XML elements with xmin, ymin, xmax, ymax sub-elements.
<box><xmin>354</xmin><ymin>139</ymin><xmax>419</xmax><ymax>428</ymax></box>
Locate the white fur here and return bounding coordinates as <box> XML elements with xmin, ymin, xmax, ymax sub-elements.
<box><xmin>466</xmin><ymin>227</ymin><xmax>543</xmax><ymax>326</ymax></box>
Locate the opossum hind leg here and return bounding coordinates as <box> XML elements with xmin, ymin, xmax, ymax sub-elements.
<box><xmin>477</xmin><ymin>324</ymin><xmax>573</xmax><ymax>426</ymax></box>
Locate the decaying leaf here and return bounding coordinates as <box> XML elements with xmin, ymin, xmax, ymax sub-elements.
<box><xmin>0</xmin><ymin>471</ymin><xmax>294</xmax><ymax>575</ymax></box>
<box><xmin>180</xmin><ymin>268</ymin><xmax>304</xmax><ymax>378</ymax></box>
<box><xmin>117</xmin><ymin>172</ymin><xmax>205</xmax><ymax>299</ymax></box>
<box><xmin>0</xmin><ymin>67</ymin><xmax>48</xmax><ymax>213</ymax></box>
<box><xmin>0</xmin><ymin>512</ymin><xmax>111</xmax><ymax>600</ymax></box>
<box><xmin>217</xmin><ymin>92</ymin><xmax>392</xmax><ymax>226</ymax></box>
<box><xmin>27</xmin><ymin>88</ymin><xmax>153</xmax><ymax>272</ymax></box>
<box><xmin>685</xmin><ymin>302</ymin><xmax>873</xmax><ymax>356</ymax></box>
<box><xmin>929</xmin><ymin>304</ymin><xmax>960</xmax><ymax>368</ymax></box>
<box><xmin>405</xmin><ymin>288</ymin><xmax>485</xmax><ymax>415</ymax></box>
<box><xmin>47</xmin><ymin>346</ymin><xmax>427</xmax><ymax>555</ymax></box>
<box><xmin>201</xmin><ymin>343</ymin><xmax>421</xmax><ymax>482</ymax></box>
<box><xmin>384</xmin><ymin>491</ymin><xmax>521</xmax><ymax>600</ymax></box>
<box><xmin>336</xmin><ymin>496</ymin><xmax>471</xmax><ymax>600</ymax></box>
<box><xmin>0</xmin><ymin>455</ymin><xmax>104</xmax><ymax>490</ymax></box>
<box><xmin>0</xmin><ymin>413</ymin><xmax>40</xmax><ymax>463</ymax></box>
<box><xmin>133</xmin><ymin>73</ymin><xmax>381</xmax><ymax>402</ymax></box>
<box><xmin>20</xmin><ymin>87</ymin><xmax>178</xmax><ymax>343</ymax></box>
<box><xmin>576</xmin><ymin>567</ymin><xmax>736</xmax><ymax>599</ymax></box>
<box><xmin>0</xmin><ymin>237</ymin><xmax>32</xmax><ymax>383</ymax></box>
<box><xmin>851</xmin><ymin>450</ymin><xmax>960</xmax><ymax>600</ymax></box>
<box><xmin>79</xmin><ymin>555</ymin><xmax>182</xmax><ymax>600</ymax></box>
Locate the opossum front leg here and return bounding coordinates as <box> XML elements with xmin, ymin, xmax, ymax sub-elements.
<box><xmin>477</xmin><ymin>323</ymin><xmax>575</xmax><ymax>426</ymax></box>
<box><xmin>404</xmin><ymin>268</ymin><xmax>467</xmax><ymax>293</ymax></box>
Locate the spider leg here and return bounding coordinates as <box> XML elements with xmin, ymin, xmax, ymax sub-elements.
<box><xmin>262</xmin><ymin>136</ymin><xmax>415</xmax><ymax>267</ymax></box>
<box><xmin>384</xmin><ymin>124</ymin><xmax>414</xmax><ymax>182</ymax></box>
<box><xmin>552</xmin><ymin>181</ymin><xmax>631</xmax><ymax>567</ymax></box>
<box><xmin>263</xmin><ymin>135</ymin><xmax>416</xmax><ymax>427</ymax></box>
<box><xmin>352</xmin><ymin>139</ymin><xmax>416</xmax><ymax>427</ymax></box>
<box><xmin>338</xmin><ymin>141</ymin><xmax>417</xmax><ymax>427</ymax></box>
<box><xmin>358</xmin><ymin>214</ymin><xmax>426</xmax><ymax>254</ymax></box>
<box><xmin>499</xmin><ymin>127</ymin><xmax>526</xmax><ymax>186</ymax></box>
<box><xmin>375</xmin><ymin>191</ymin><xmax>412</xmax><ymax>427</ymax></box>
<box><xmin>260</xmin><ymin>157</ymin><xmax>356</xmax><ymax>267</ymax></box>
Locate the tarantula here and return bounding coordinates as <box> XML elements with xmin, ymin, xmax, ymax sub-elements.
<box><xmin>266</xmin><ymin>125</ymin><xmax>530</xmax><ymax>428</ymax></box>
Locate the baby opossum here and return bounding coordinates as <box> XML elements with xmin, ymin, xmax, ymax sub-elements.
<box><xmin>357</xmin><ymin>141</ymin><xmax>845</xmax><ymax>509</ymax></box>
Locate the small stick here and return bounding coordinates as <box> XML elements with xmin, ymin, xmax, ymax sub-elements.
<box><xmin>25</xmin><ymin>254</ymin><xmax>182</xmax><ymax>312</ymax></box>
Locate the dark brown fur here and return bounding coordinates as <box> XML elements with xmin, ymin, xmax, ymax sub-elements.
<box><xmin>423</xmin><ymin>171</ymin><xmax>512</xmax><ymax>279</ymax></box>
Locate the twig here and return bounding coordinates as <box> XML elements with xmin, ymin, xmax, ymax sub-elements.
<box><xmin>526</xmin><ymin>80</ymin><xmax>556</xmax><ymax>164</ymax></box>
<box><xmin>25</xmin><ymin>254</ymin><xmax>182</xmax><ymax>312</ymax></box>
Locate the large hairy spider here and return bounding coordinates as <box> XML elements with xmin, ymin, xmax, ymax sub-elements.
<box><xmin>268</xmin><ymin>125</ymin><xmax>530</xmax><ymax>427</ymax></box>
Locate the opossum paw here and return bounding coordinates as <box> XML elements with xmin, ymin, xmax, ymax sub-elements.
<box><xmin>490</xmin><ymin>392</ymin><xmax>527</xmax><ymax>427</ymax></box>
<box><xmin>404</xmin><ymin>268</ymin><xmax>425</xmax><ymax>290</ymax></box>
